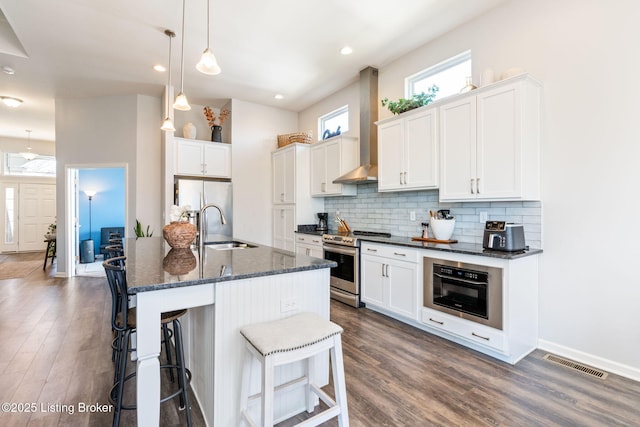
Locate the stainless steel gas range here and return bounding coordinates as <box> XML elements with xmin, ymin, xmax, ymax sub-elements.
<box><xmin>322</xmin><ymin>230</ymin><xmax>391</xmax><ymax>308</ymax></box>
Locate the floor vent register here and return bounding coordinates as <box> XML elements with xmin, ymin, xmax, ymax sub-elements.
<box><xmin>543</xmin><ymin>353</ymin><xmax>608</xmax><ymax>380</ymax></box>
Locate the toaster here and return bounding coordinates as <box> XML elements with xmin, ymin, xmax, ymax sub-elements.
<box><xmin>482</xmin><ymin>221</ymin><xmax>526</xmax><ymax>252</ymax></box>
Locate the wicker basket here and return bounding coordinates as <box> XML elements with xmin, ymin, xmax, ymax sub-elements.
<box><xmin>277</xmin><ymin>131</ymin><xmax>313</xmax><ymax>148</ymax></box>
<box><xmin>163</xmin><ymin>248</ymin><xmax>197</xmax><ymax>275</ymax></box>
<box><xmin>162</xmin><ymin>222</ymin><xmax>197</xmax><ymax>249</ymax></box>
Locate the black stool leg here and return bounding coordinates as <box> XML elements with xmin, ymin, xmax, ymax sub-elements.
<box><xmin>162</xmin><ymin>323</ymin><xmax>175</xmax><ymax>382</ymax></box>
<box><xmin>113</xmin><ymin>329</ymin><xmax>130</xmax><ymax>427</ymax></box>
<box><xmin>173</xmin><ymin>319</ymin><xmax>192</xmax><ymax>427</ymax></box>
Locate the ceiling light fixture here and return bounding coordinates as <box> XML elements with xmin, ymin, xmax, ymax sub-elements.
<box><xmin>2</xmin><ymin>66</ymin><xmax>15</xmax><ymax>75</ymax></box>
<box><xmin>1</xmin><ymin>96</ymin><xmax>23</xmax><ymax>107</ymax></box>
<box><xmin>196</xmin><ymin>0</ymin><xmax>221</xmax><ymax>75</ymax></box>
<box><xmin>20</xmin><ymin>130</ymin><xmax>37</xmax><ymax>160</ymax></box>
<box><xmin>153</xmin><ymin>64</ymin><xmax>166</xmax><ymax>72</ymax></box>
<box><xmin>173</xmin><ymin>0</ymin><xmax>191</xmax><ymax>111</ymax></box>
<box><xmin>274</xmin><ymin>94</ymin><xmax>284</xmax><ymax>100</ymax></box>
<box><xmin>161</xmin><ymin>30</ymin><xmax>176</xmax><ymax>131</ymax></box>
<box><xmin>340</xmin><ymin>46</ymin><xmax>353</xmax><ymax>55</ymax></box>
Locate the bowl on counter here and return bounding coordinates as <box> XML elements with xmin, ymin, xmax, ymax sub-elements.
<box><xmin>430</xmin><ymin>218</ymin><xmax>456</xmax><ymax>241</ymax></box>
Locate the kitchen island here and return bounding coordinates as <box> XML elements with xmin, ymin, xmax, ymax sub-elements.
<box><xmin>123</xmin><ymin>237</ymin><xmax>336</xmax><ymax>426</ymax></box>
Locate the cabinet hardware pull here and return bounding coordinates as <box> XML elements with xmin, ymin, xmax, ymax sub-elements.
<box><xmin>470</xmin><ymin>178</ymin><xmax>475</xmax><ymax>194</ymax></box>
<box><xmin>381</xmin><ymin>264</ymin><xmax>386</xmax><ymax>277</ymax></box>
<box><xmin>472</xmin><ymin>332</ymin><xmax>490</xmax><ymax>341</ymax></box>
<box><xmin>306</xmin><ymin>248</ymin><xmax>310</xmax><ymax>256</ymax></box>
<box><xmin>280</xmin><ymin>192</ymin><xmax>284</xmax><ymax>201</ymax></box>
<box><xmin>399</xmin><ymin>172</ymin><xmax>403</xmax><ymax>185</ymax></box>
<box><xmin>403</xmin><ymin>172</ymin><xmax>407</xmax><ymax>185</ymax></box>
<box><xmin>367</xmin><ymin>248</ymin><xmax>377</xmax><ymax>252</ymax></box>
<box><xmin>429</xmin><ymin>318</ymin><xmax>444</xmax><ymax>325</ymax></box>
<box><xmin>385</xmin><ymin>264</ymin><xmax>390</xmax><ymax>277</ymax></box>
<box><xmin>476</xmin><ymin>177</ymin><xmax>480</xmax><ymax>194</ymax></box>
<box><xmin>393</xmin><ymin>252</ymin><xmax>406</xmax><ymax>257</ymax></box>
<box><xmin>297</xmin><ymin>237</ymin><xmax>303</xmax><ymax>241</ymax></box>
<box><xmin>321</xmin><ymin>182</ymin><xmax>326</xmax><ymax>192</ymax></box>
<box><xmin>312</xmin><ymin>239</ymin><xmax>320</xmax><ymax>243</ymax></box>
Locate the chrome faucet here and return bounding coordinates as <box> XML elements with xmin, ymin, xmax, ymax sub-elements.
<box><xmin>199</xmin><ymin>203</ymin><xmax>227</xmax><ymax>252</ymax></box>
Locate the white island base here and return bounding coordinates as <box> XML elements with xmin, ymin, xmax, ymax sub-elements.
<box><xmin>181</xmin><ymin>269</ymin><xmax>331</xmax><ymax>426</ymax></box>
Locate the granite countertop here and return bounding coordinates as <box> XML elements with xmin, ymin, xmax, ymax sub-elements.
<box><xmin>296</xmin><ymin>228</ymin><xmax>541</xmax><ymax>260</ymax></box>
<box><xmin>356</xmin><ymin>234</ymin><xmax>542</xmax><ymax>259</ymax></box>
<box><xmin>123</xmin><ymin>237</ymin><xmax>335</xmax><ymax>294</ymax></box>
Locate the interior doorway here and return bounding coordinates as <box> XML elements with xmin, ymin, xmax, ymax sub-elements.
<box><xmin>66</xmin><ymin>165</ymin><xmax>127</xmax><ymax>277</ymax></box>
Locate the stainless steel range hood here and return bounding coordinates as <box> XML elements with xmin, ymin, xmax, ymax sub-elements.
<box><xmin>333</xmin><ymin>66</ymin><xmax>378</xmax><ymax>184</ymax></box>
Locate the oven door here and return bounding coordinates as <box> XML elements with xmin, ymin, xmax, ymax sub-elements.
<box><xmin>433</xmin><ymin>273</ymin><xmax>488</xmax><ymax>319</ymax></box>
<box><xmin>323</xmin><ymin>243</ymin><xmax>358</xmax><ymax>295</ymax></box>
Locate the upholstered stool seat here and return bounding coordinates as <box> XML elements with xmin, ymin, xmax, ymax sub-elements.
<box><xmin>239</xmin><ymin>312</ymin><xmax>349</xmax><ymax>427</ymax></box>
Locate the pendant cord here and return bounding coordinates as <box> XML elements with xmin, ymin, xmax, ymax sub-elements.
<box><xmin>179</xmin><ymin>0</ymin><xmax>186</xmax><ymax>93</ymax></box>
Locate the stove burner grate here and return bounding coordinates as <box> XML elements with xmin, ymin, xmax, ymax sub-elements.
<box><xmin>352</xmin><ymin>230</ymin><xmax>391</xmax><ymax>238</ymax></box>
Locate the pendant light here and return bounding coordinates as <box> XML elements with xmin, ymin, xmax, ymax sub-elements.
<box><xmin>173</xmin><ymin>0</ymin><xmax>191</xmax><ymax>111</ymax></box>
<box><xmin>196</xmin><ymin>0</ymin><xmax>221</xmax><ymax>75</ymax></box>
<box><xmin>20</xmin><ymin>130</ymin><xmax>37</xmax><ymax>160</ymax></box>
<box><xmin>161</xmin><ymin>29</ymin><xmax>176</xmax><ymax>131</ymax></box>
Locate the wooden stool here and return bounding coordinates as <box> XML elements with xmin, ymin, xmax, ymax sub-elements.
<box><xmin>239</xmin><ymin>312</ymin><xmax>349</xmax><ymax>427</ymax></box>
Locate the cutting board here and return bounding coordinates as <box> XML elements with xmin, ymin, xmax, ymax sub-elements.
<box><xmin>411</xmin><ymin>236</ymin><xmax>458</xmax><ymax>244</ymax></box>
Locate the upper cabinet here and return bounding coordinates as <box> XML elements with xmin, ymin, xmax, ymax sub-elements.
<box><xmin>272</xmin><ymin>144</ymin><xmax>297</xmax><ymax>204</ymax></box>
<box><xmin>439</xmin><ymin>74</ymin><xmax>541</xmax><ymax>202</ymax></box>
<box><xmin>377</xmin><ymin>106</ymin><xmax>438</xmax><ymax>192</ymax></box>
<box><xmin>310</xmin><ymin>135</ymin><xmax>358</xmax><ymax>197</ymax></box>
<box><xmin>175</xmin><ymin>138</ymin><xmax>231</xmax><ymax>179</ymax></box>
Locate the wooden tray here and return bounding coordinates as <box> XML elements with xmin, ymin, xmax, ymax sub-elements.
<box><xmin>411</xmin><ymin>236</ymin><xmax>458</xmax><ymax>244</ymax></box>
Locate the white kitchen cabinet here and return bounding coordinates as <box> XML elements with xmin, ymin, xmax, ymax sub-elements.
<box><xmin>295</xmin><ymin>233</ymin><xmax>324</xmax><ymax>258</ymax></box>
<box><xmin>273</xmin><ymin>206</ymin><xmax>295</xmax><ymax>252</ymax></box>
<box><xmin>361</xmin><ymin>243</ymin><xmax>420</xmax><ymax>320</ymax></box>
<box><xmin>439</xmin><ymin>74</ymin><xmax>541</xmax><ymax>201</ymax></box>
<box><xmin>377</xmin><ymin>106</ymin><xmax>438</xmax><ymax>192</ymax></box>
<box><xmin>174</xmin><ymin>137</ymin><xmax>231</xmax><ymax>178</ymax></box>
<box><xmin>271</xmin><ymin>144</ymin><xmax>323</xmax><ymax>251</ymax></box>
<box><xmin>310</xmin><ymin>135</ymin><xmax>358</xmax><ymax>197</ymax></box>
<box><xmin>175</xmin><ymin>138</ymin><xmax>231</xmax><ymax>178</ymax></box>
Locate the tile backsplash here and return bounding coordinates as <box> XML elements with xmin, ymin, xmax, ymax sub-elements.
<box><xmin>323</xmin><ymin>183</ymin><xmax>542</xmax><ymax>249</ymax></box>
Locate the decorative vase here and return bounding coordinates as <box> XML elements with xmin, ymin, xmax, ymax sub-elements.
<box><xmin>162</xmin><ymin>221</ymin><xmax>197</xmax><ymax>249</ymax></box>
<box><xmin>183</xmin><ymin>122</ymin><xmax>197</xmax><ymax>139</ymax></box>
<box><xmin>211</xmin><ymin>125</ymin><xmax>222</xmax><ymax>142</ymax></box>
<box><xmin>163</xmin><ymin>248</ymin><xmax>197</xmax><ymax>275</ymax></box>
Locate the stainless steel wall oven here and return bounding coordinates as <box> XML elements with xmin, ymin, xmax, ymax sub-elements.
<box><xmin>424</xmin><ymin>257</ymin><xmax>503</xmax><ymax>330</ymax></box>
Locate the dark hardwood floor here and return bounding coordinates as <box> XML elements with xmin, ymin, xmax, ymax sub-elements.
<box><xmin>1</xmin><ymin>252</ymin><xmax>639</xmax><ymax>426</ymax></box>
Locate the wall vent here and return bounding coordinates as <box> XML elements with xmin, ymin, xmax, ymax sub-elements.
<box><xmin>543</xmin><ymin>353</ymin><xmax>608</xmax><ymax>379</ymax></box>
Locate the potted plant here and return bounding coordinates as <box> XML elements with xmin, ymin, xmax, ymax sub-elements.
<box><xmin>381</xmin><ymin>85</ymin><xmax>439</xmax><ymax>115</ymax></box>
<box><xmin>203</xmin><ymin>106</ymin><xmax>230</xmax><ymax>142</ymax></box>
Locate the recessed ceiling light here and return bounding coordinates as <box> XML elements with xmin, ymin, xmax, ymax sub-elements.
<box><xmin>153</xmin><ymin>64</ymin><xmax>166</xmax><ymax>72</ymax></box>
<box><xmin>1</xmin><ymin>96</ymin><xmax>23</xmax><ymax>107</ymax></box>
<box><xmin>340</xmin><ymin>46</ymin><xmax>353</xmax><ymax>55</ymax></box>
<box><xmin>2</xmin><ymin>66</ymin><xmax>15</xmax><ymax>75</ymax></box>
<box><xmin>274</xmin><ymin>94</ymin><xmax>284</xmax><ymax>100</ymax></box>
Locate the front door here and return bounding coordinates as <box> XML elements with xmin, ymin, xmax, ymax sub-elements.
<box><xmin>18</xmin><ymin>183</ymin><xmax>56</xmax><ymax>251</ymax></box>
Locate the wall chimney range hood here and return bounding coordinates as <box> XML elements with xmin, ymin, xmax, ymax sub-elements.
<box><xmin>333</xmin><ymin>66</ymin><xmax>378</xmax><ymax>184</ymax></box>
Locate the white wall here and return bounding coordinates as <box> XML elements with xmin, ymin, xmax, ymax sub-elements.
<box><xmin>230</xmin><ymin>99</ymin><xmax>298</xmax><ymax>246</ymax></box>
<box><xmin>300</xmin><ymin>0</ymin><xmax>640</xmax><ymax>379</ymax></box>
<box><xmin>55</xmin><ymin>94</ymin><xmax>162</xmax><ymax>274</ymax></box>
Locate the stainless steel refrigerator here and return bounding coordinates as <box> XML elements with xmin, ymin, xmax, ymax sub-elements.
<box><xmin>174</xmin><ymin>177</ymin><xmax>233</xmax><ymax>242</ymax></box>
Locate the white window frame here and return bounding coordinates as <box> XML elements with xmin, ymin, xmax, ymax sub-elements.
<box><xmin>405</xmin><ymin>50</ymin><xmax>472</xmax><ymax>100</ymax></box>
<box><xmin>318</xmin><ymin>105</ymin><xmax>349</xmax><ymax>141</ymax></box>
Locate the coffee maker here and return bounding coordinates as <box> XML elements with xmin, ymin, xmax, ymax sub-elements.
<box><xmin>316</xmin><ymin>212</ymin><xmax>328</xmax><ymax>232</ymax></box>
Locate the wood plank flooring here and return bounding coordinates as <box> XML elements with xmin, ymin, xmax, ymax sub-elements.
<box><xmin>1</xmin><ymin>252</ymin><xmax>639</xmax><ymax>426</ymax></box>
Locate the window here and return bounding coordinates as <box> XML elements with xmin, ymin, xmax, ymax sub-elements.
<box><xmin>319</xmin><ymin>105</ymin><xmax>349</xmax><ymax>140</ymax></box>
<box><xmin>4</xmin><ymin>153</ymin><xmax>56</xmax><ymax>177</ymax></box>
<box><xmin>406</xmin><ymin>50</ymin><xmax>472</xmax><ymax>101</ymax></box>
<box><xmin>4</xmin><ymin>187</ymin><xmax>15</xmax><ymax>245</ymax></box>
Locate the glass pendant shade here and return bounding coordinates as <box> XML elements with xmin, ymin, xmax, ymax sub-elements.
<box><xmin>196</xmin><ymin>48</ymin><xmax>221</xmax><ymax>75</ymax></box>
<box><xmin>161</xmin><ymin>117</ymin><xmax>176</xmax><ymax>131</ymax></box>
<box><xmin>173</xmin><ymin>92</ymin><xmax>191</xmax><ymax>111</ymax></box>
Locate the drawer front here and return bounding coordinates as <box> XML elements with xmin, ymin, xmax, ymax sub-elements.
<box><xmin>296</xmin><ymin>234</ymin><xmax>323</xmax><ymax>247</ymax></box>
<box><xmin>421</xmin><ymin>308</ymin><xmax>505</xmax><ymax>352</ymax></box>
<box><xmin>361</xmin><ymin>243</ymin><xmax>419</xmax><ymax>263</ymax></box>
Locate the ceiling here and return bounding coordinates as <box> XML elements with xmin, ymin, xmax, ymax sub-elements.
<box><xmin>0</xmin><ymin>0</ymin><xmax>506</xmax><ymax>142</ymax></box>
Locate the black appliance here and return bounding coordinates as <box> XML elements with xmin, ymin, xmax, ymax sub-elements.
<box><xmin>482</xmin><ymin>221</ymin><xmax>526</xmax><ymax>252</ymax></box>
<box><xmin>424</xmin><ymin>257</ymin><xmax>503</xmax><ymax>330</ymax></box>
<box><xmin>317</xmin><ymin>212</ymin><xmax>328</xmax><ymax>232</ymax></box>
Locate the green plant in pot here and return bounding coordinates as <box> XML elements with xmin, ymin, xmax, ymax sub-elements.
<box><xmin>134</xmin><ymin>219</ymin><xmax>153</xmax><ymax>237</ymax></box>
<box><xmin>381</xmin><ymin>85</ymin><xmax>439</xmax><ymax>115</ymax></box>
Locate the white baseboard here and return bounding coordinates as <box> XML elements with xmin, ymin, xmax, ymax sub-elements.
<box><xmin>538</xmin><ymin>339</ymin><xmax>640</xmax><ymax>382</ymax></box>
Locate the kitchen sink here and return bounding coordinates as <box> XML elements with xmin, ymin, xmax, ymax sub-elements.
<box><xmin>205</xmin><ymin>241</ymin><xmax>257</xmax><ymax>250</ymax></box>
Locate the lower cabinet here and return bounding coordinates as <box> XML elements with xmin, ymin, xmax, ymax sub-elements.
<box><xmin>295</xmin><ymin>233</ymin><xmax>324</xmax><ymax>258</ymax></box>
<box><xmin>361</xmin><ymin>243</ymin><xmax>419</xmax><ymax>320</ymax></box>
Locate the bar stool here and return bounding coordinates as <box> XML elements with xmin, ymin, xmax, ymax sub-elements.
<box><xmin>239</xmin><ymin>312</ymin><xmax>349</xmax><ymax>427</ymax></box>
<box><xmin>103</xmin><ymin>256</ymin><xmax>192</xmax><ymax>427</ymax></box>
